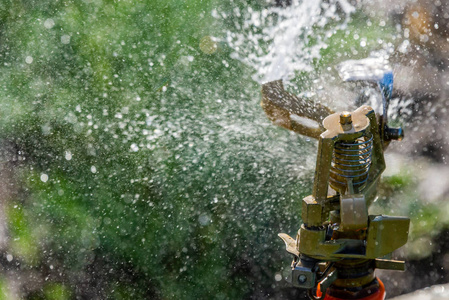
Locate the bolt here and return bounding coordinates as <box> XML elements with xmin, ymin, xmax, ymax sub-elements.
<box><xmin>298</xmin><ymin>274</ymin><xmax>307</xmax><ymax>283</ymax></box>
<box><xmin>340</xmin><ymin>111</ymin><xmax>352</xmax><ymax>125</ymax></box>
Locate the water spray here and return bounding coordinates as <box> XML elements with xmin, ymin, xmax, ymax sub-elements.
<box><xmin>261</xmin><ymin>59</ymin><xmax>409</xmax><ymax>300</ymax></box>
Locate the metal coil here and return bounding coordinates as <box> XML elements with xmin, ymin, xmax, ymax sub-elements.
<box><xmin>329</xmin><ymin>133</ymin><xmax>373</xmax><ymax>193</ymax></box>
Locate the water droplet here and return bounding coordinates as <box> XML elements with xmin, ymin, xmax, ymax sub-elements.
<box><xmin>61</xmin><ymin>35</ymin><xmax>71</xmax><ymax>44</ymax></box>
<box><xmin>40</xmin><ymin>174</ymin><xmax>49</xmax><ymax>183</ymax></box>
<box><xmin>44</xmin><ymin>18</ymin><xmax>55</xmax><ymax>29</ymax></box>
<box><xmin>65</xmin><ymin>151</ymin><xmax>72</xmax><ymax>161</ymax></box>
<box><xmin>198</xmin><ymin>214</ymin><xmax>211</xmax><ymax>226</ymax></box>
<box><xmin>199</xmin><ymin>36</ymin><xmax>218</xmax><ymax>54</ymax></box>
<box><xmin>25</xmin><ymin>56</ymin><xmax>33</xmax><ymax>64</ymax></box>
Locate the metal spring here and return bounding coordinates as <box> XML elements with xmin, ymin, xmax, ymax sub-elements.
<box><xmin>329</xmin><ymin>133</ymin><xmax>373</xmax><ymax>193</ymax></box>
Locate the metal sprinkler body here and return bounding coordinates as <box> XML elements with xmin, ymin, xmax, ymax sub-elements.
<box><xmin>261</xmin><ymin>59</ymin><xmax>409</xmax><ymax>300</ymax></box>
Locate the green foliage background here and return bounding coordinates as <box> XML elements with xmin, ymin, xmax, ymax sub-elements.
<box><xmin>0</xmin><ymin>0</ymin><xmax>316</xmax><ymax>299</ymax></box>
<box><xmin>0</xmin><ymin>0</ymin><xmax>404</xmax><ymax>299</ymax></box>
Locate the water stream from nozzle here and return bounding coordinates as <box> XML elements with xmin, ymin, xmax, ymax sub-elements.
<box><xmin>222</xmin><ymin>0</ymin><xmax>355</xmax><ymax>83</ymax></box>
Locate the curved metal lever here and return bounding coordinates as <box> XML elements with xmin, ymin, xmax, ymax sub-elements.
<box><xmin>261</xmin><ymin>80</ymin><xmax>334</xmax><ymax>139</ymax></box>
<box><xmin>278</xmin><ymin>233</ymin><xmax>299</xmax><ymax>258</ymax></box>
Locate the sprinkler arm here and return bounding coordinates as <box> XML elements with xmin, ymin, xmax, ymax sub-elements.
<box><xmin>262</xmin><ymin>59</ymin><xmax>403</xmax><ymax>146</ymax></box>
<box><xmin>261</xmin><ymin>80</ymin><xmax>333</xmax><ymax>139</ymax></box>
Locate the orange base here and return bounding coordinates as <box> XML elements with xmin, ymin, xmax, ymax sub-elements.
<box><xmin>317</xmin><ymin>278</ymin><xmax>385</xmax><ymax>300</ymax></box>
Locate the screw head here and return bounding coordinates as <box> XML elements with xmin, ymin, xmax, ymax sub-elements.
<box><xmin>298</xmin><ymin>274</ymin><xmax>307</xmax><ymax>283</ymax></box>
<box><xmin>340</xmin><ymin>111</ymin><xmax>352</xmax><ymax>125</ymax></box>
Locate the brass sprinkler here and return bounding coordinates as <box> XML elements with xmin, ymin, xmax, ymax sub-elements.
<box><xmin>261</xmin><ymin>59</ymin><xmax>409</xmax><ymax>300</ymax></box>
